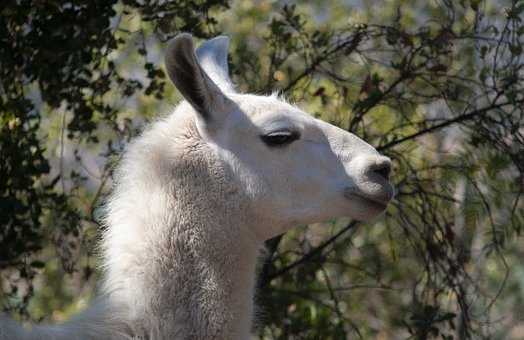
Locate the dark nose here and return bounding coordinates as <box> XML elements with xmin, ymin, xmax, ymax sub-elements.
<box><xmin>371</xmin><ymin>158</ymin><xmax>391</xmax><ymax>181</ymax></box>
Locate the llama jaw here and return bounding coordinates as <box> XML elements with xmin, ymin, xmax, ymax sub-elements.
<box><xmin>351</xmin><ymin>192</ymin><xmax>389</xmax><ymax>208</ymax></box>
<box><xmin>343</xmin><ymin>186</ymin><xmax>393</xmax><ymax>219</ymax></box>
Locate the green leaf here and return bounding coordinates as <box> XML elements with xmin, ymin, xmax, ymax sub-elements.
<box><xmin>509</xmin><ymin>44</ymin><xmax>522</xmax><ymax>56</ymax></box>
<box><xmin>30</xmin><ymin>260</ymin><xmax>46</xmax><ymax>268</ymax></box>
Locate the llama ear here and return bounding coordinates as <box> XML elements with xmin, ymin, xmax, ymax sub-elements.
<box><xmin>165</xmin><ymin>33</ymin><xmax>232</xmax><ymax>121</ymax></box>
<box><xmin>196</xmin><ymin>36</ymin><xmax>235</xmax><ymax>93</ymax></box>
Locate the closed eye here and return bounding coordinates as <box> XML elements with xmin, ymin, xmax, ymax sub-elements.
<box><xmin>260</xmin><ymin>130</ymin><xmax>300</xmax><ymax>147</ymax></box>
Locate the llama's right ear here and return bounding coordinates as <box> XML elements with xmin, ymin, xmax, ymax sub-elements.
<box><xmin>196</xmin><ymin>36</ymin><xmax>235</xmax><ymax>93</ymax></box>
<box><xmin>165</xmin><ymin>33</ymin><xmax>232</xmax><ymax>121</ymax></box>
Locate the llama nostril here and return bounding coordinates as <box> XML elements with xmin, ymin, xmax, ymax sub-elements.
<box><xmin>372</xmin><ymin>162</ymin><xmax>391</xmax><ymax>181</ymax></box>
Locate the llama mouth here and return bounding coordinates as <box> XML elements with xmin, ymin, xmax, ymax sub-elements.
<box><xmin>343</xmin><ymin>188</ymin><xmax>390</xmax><ymax>210</ymax></box>
<box><xmin>353</xmin><ymin>194</ymin><xmax>389</xmax><ymax>209</ymax></box>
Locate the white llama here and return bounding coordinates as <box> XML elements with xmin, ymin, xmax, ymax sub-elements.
<box><xmin>0</xmin><ymin>33</ymin><xmax>394</xmax><ymax>340</ymax></box>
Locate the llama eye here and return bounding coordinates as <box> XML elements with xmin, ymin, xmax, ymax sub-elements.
<box><xmin>261</xmin><ymin>130</ymin><xmax>300</xmax><ymax>147</ymax></box>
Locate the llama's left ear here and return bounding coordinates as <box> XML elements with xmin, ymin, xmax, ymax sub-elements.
<box><xmin>165</xmin><ymin>33</ymin><xmax>233</xmax><ymax>121</ymax></box>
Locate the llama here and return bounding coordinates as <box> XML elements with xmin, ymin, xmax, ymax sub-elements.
<box><xmin>0</xmin><ymin>33</ymin><xmax>394</xmax><ymax>339</ymax></box>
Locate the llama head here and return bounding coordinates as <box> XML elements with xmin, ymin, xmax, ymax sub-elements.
<box><xmin>165</xmin><ymin>34</ymin><xmax>394</xmax><ymax>240</ymax></box>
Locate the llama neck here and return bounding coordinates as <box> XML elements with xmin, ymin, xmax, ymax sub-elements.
<box><xmin>168</xmin><ymin>217</ymin><xmax>260</xmax><ymax>339</ymax></box>
<box><xmin>104</xmin><ymin>146</ymin><xmax>262</xmax><ymax>339</ymax></box>
<box><xmin>157</xmin><ymin>204</ymin><xmax>260</xmax><ymax>339</ymax></box>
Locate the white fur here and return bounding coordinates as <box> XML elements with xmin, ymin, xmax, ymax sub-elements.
<box><xmin>0</xmin><ymin>34</ymin><xmax>393</xmax><ymax>339</ymax></box>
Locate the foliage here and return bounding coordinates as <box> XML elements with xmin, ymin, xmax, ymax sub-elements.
<box><xmin>1</xmin><ymin>0</ymin><xmax>523</xmax><ymax>338</ymax></box>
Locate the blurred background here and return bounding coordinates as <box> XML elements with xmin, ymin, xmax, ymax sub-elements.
<box><xmin>1</xmin><ymin>0</ymin><xmax>523</xmax><ymax>339</ymax></box>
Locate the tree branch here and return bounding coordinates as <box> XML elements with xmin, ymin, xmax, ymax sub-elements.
<box><xmin>262</xmin><ymin>221</ymin><xmax>358</xmax><ymax>285</ymax></box>
<box><xmin>378</xmin><ymin>99</ymin><xmax>524</xmax><ymax>151</ymax></box>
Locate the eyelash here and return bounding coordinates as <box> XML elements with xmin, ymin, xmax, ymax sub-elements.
<box><xmin>260</xmin><ymin>130</ymin><xmax>300</xmax><ymax>147</ymax></box>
